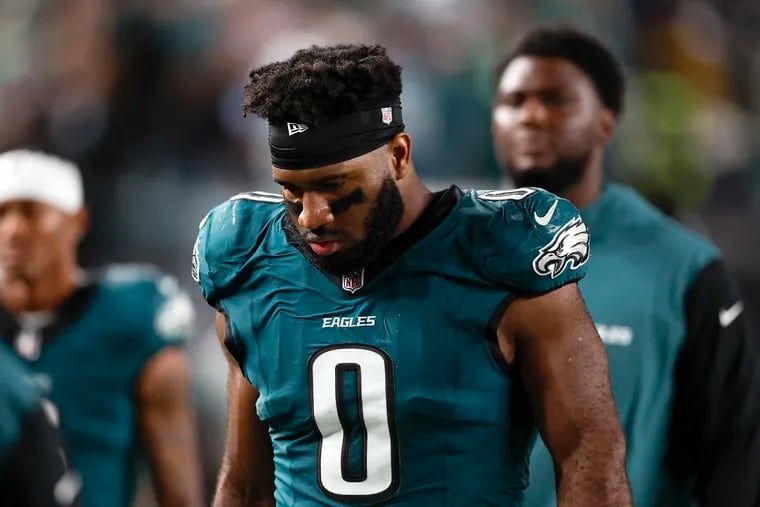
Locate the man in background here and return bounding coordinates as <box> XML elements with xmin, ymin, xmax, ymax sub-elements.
<box><xmin>0</xmin><ymin>149</ymin><xmax>204</xmax><ymax>507</ymax></box>
<box><xmin>492</xmin><ymin>26</ymin><xmax>760</xmax><ymax>506</ymax></box>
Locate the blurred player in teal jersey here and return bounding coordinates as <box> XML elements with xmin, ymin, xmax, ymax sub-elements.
<box><xmin>0</xmin><ymin>344</ymin><xmax>81</xmax><ymax>507</ymax></box>
<box><xmin>194</xmin><ymin>43</ymin><xmax>632</xmax><ymax>506</ymax></box>
<box><xmin>492</xmin><ymin>26</ymin><xmax>760</xmax><ymax>507</ymax></box>
<box><xmin>0</xmin><ymin>150</ymin><xmax>204</xmax><ymax>507</ymax></box>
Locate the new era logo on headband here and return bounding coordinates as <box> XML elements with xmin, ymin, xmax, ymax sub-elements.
<box><xmin>381</xmin><ymin>107</ymin><xmax>393</xmax><ymax>125</ymax></box>
<box><xmin>287</xmin><ymin>122</ymin><xmax>309</xmax><ymax>136</ymax></box>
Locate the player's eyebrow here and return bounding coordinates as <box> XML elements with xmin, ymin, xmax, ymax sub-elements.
<box><xmin>274</xmin><ymin>175</ymin><xmax>347</xmax><ymax>189</ymax></box>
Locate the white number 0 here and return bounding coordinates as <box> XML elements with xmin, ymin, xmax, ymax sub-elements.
<box><xmin>309</xmin><ymin>345</ymin><xmax>399</xmax><ymax>502</ymax></box>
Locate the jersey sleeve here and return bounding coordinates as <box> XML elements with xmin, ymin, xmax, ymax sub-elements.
<box><xmin>146</xmin><ymin>274</ymin><xmax>195</xmax><ymax>347</ymax></box>
<box><xmin>192</xmin><ymin>191</ymin><xmax>284</xmax><ymax>308</ymax></box>
<box><xmin>477</xmin><ymin>188</ymin><xmax>590</xmax><ymax>294</ymax></box>
<box><xmin>100</xmin><ymin>265</ymin><xmax>195</xmax><ymax>374</ymax></box>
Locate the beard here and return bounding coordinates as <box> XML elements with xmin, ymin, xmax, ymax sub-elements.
<box><xmin>287</xmin><ymin>177</ymin><xmax>404</xmax><ymax>274</ymax></box>
<box><xmin>507</xmin><ymin>152</ymin><xmax>591</xmax><ymax>196</ymax></box>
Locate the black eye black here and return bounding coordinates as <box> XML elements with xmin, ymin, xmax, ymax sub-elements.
<box><xmin>329</xmin><ymin>188</ymin><xmax>365</xmax><ymax>215</ymax></box>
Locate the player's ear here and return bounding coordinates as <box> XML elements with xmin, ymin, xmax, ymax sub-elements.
<box><xmin>73</xmin><ymin>208</ymin><xmax>89</xmax><ymax>241</ymax></box>
<box><xmin>597</xmin><ymin>108</ymin><xmax>616</xmax><ymax>143</ymax></box>
<box><xmin>389</xmin><ymin>133</ymin><xmax>412</xmax><ymax>180</ymax></box>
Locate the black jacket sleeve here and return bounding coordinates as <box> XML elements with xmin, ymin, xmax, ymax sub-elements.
<box><xmin>665</xmin><ymin>258</ymin><xmax>760</xmax><ymax>507</ymax></box>
<box><xmin>2</xmin><ymin>402</ymin><xmax>82</xmax><ymax>507</ymax></box>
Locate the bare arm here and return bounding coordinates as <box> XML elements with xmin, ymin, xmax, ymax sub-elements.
<box><xmin>137</xmin><ymin>348</ymin><xmax>204</xmax><ymax>507</ymax></box>
<box><xmin>498</xmin><ymin>283</ymin><xmax>632</xmax><ymax>506</ymax></box>
<box><xmin>213</xmin><ymin>311</ymin><xmax>275</xmax><ymax>507</ymax></box>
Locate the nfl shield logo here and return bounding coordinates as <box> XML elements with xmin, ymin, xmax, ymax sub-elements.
<box><xmin>381</xmin><ymin>107</ymin><xmax>393</xmax><ymax>125</ymax></box>
<box><xmin>341</xmin><ymin>269</ymin><xmax>365</xmax><ymax>294</ymax></box>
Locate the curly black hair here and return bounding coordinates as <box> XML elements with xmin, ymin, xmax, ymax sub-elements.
<box><xmin>243</xmin><ymin>44</ymin><xmax>403</xmax><ymax>124</ymax></box>
<box><xmin>494</xmin><ymin>26</ymin><xmax>625</xmax><ymax>116</ymax></box>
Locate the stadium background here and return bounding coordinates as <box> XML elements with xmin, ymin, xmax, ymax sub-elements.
<box><xmin>0</xmin><ymin>0</ymin><xmax>758</xmax><ymax>504</ymax></box>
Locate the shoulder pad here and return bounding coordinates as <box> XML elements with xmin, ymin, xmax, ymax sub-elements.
<box><xmin>473</xmin><ymin>187</ymin><xmax>589</xmax><ymax>294</ymax></box>
<box><xmin>98</xmin><ymin>265</ymin><xmax>194</xmax><ymax>343</ymax></box>
<box><xmin>193</xmin><ymin>191</ymin><xmax>285</xmax><ymax>306</ymax></box>
<box><xmin>99</xmin><ymin>263</ymin><xmax>163</xmax><ymax>287</ymax></box>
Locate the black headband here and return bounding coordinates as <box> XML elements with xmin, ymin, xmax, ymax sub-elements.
<box><xmin>268</xmin><ymin>99</ymin><xmax>404</xmax><ymax>170</ymax></box>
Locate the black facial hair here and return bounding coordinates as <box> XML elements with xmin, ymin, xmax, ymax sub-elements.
<box><xmin>508</xmin><ymin>152</ymin><xmax>591</xmax><ymax>196</ymax></box>
<box><xmin>285</xmin><ymin>177</ymin><xmax>404</xmax><ymax>274</ymax></box>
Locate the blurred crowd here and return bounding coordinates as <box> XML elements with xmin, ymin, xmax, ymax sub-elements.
<box><xmin>1</xmin><ymin>0</ymin><xmax>759</xmax><ymax>503</ymax></box>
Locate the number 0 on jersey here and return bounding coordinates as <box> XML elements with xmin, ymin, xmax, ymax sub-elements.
<box><xmin>308</xmin><ymin>345</ymin><xmax>400</xmax><ymax>502</ymax></box>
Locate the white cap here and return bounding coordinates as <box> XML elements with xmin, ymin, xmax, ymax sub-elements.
<box><xmin>0</xmin><ymin>150</ymin><xmax>84</xmax><ymax>213</ymax></box>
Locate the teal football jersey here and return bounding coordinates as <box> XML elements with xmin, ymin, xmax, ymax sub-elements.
<box><xmin>195</xmin><ymin>186</ymin><xmax>590</xmax><ymax>506</ymax></box>
<box><xmin>523</xmin><ymin>184</ymin><xmax>718</xmax><ymax>507</ymax></box>
<box><xmin>0</xmin><ymin>265</ymin><xmax>194</xmax><ymax>507</ymax></box>
<box><xmin>0</xmin><ymin>345</ymin><xmax>43</xmax><ymax>464</ymax></box>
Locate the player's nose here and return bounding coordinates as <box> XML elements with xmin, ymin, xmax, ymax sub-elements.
<box><xmin>519</xmin><ymin>96</ymin><xmax>550</xmax><ymax>126</ymax></box>
<box><xmin>298</xmin><ymin>192</ymin><xmax>334</xmax><ymax>230</ymax></box>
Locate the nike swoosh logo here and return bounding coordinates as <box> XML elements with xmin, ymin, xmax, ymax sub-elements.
<box><xmin>534</xmin><ymin>200</ymin><xmax>558</xmax><ymax>226</ymax></box>
<box><xmin>719</xmin><ymin>301</ymin><xmax>743</xmax><ymax>327</ymax></box>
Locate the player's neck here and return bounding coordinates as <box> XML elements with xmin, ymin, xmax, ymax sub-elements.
<box><xmin>561</xmin><ymin>153</ymin><xmax>604</xmax><ymax>210</ymax></box>
<box><xmin>394</xmin><ymin>176</ymin><xmax>433</xmax><ymax>238</ymax></box>
<box><xmin>1</xmin><ymin>265</ymin><xmax>82</xmax><ymax>315</ymax></box>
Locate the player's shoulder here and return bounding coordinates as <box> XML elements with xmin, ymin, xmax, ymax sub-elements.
<box><xmin>97</xmin><ymin>263</ymin><xmax>169</xmax><ymax>288</ymax></box>
<box><xmin>467</xmin><ymin>186</ymin><xmax>557</xmax><ymax>210</ymax></box>
<box><xmin>462</xmin><ymin>187</ymin><xmax>586</xmax><ymax>251</ymax></box>
<box><xmin>203</xmin><ymin>190</ymin><xmax>285</xmax><ymax>229</ymax></box>
<box><xmin>464</xmin><ymin>186</ymin><xmax>577</xmax><ymax>222</ymax></box>
<box><xmin>652</xmin><ymin>214</ymin><xmax>720</xmax><ymax>286</ymax></box>
<box><xmin>611</xmin><ymin>185</ymin><xmax>718</xmax><ymax>265</ymax></box>
<box><xmin>460</xmin><ymin>187</ymin><xmax>589</xmax><ymax>293</ymax></box>
<box><xmin>193</xmin><ymin>190</ymin><xmax>286</xmax><ymax>306</ymax></box>
<box><xmin>95</xmin><ymin>264</ymin><xmax>194</xmax><ymax>341</ymax></box>
<box><xmin>656</xmin><ymin>212</ymin><xmax>718</xmax><ymax>262</ymax></box>
<box><xmin>195</xmin><ymin>190</ymin><xmax>285</xmax><ymax>255</ymax></box>
<box><xmin>96</xmin><ymin>263</ymin><xmax>187</xmax><ymax>301</ymax></box>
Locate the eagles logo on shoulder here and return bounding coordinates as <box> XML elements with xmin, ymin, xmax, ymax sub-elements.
<box><xmin>532</xmin><ymin>217</ymin><xmax>590</xmax><ymax>278</ymax></box>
